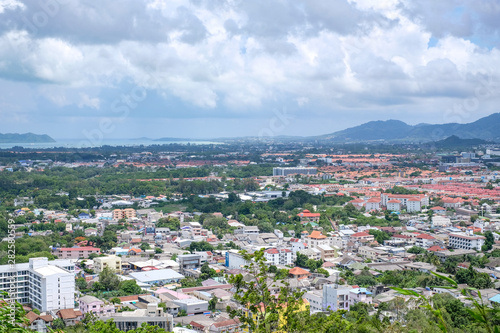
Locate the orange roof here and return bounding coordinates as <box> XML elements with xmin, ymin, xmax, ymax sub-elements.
<box><xmin>289</xmin><ymin>267</ymin><xmax>311</xmax><ymax>276</ymax></box>
<box><xmin>308</xmin><ymin>231</ymin><xmax>326</xmax><ymax>239</ymax></box>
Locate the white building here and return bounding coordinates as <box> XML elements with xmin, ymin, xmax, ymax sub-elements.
<box><xmin>323</xmin><ymin>284</ymin><xmax>351</xmax><ymax>311</ymax></box>
<box><xmin>387</xmin><ymin>200</ymin><xmax>401</xmax><ymax>212</ymax></box>
<box><xmin>0</xmin><ymin>258</ymin><xmax>75</xmax><ymax>312</ymax></box>
<box><xmin>304</xmin><ymin>290</ymin><xmax>323</xmax><ymax>314</ymax></box>
<box><xmin>264</xmin><ymin>248</ymin><xmax>293</xmax><ymax>266</ymax></box>
<box><xmin>449</xmin><ymin>232</ymin><xmax>485</xmax><ymax>250</ymax></box>
<box><xmin>432</xmin><ymin>216</ymin><xmax>451</xmax><ymax>228</ymax></box>
<box><xmin>406</xmin><ymin>199</ymin><xmax>422</xmax><ymax>213</ymax></box>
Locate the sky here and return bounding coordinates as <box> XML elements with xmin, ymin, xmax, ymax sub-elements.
<box><xmin>0</xmin><ymin>0</ymin><xmax>500</xmax><ymax>140</ymax></box>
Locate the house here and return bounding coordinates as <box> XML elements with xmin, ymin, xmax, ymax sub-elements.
<box><xmin>110</xmin><ymin>303</ymin><xmax>172</xmax><ymax>332</ymax></box>
<box><xmin>25</xmin><ymin>311</ymin><xmax>53</xmax><ymax>333</ymax></box>
<box><xmin>297</xmin><ymin>209</ymin><xmax>321</xmax><ymax>222</ymax></box>
<box><xmin>128</xmin><ymin>248</ymin><xmax>142</xmax><ymax>256</ymax></box>
<box><xmin>349</xmin><ymin>288</ymin><xmax>372</xmax><ymax>306</ymax></box>
<box><xmin>289</xmin><ymin>267</ymin><xmax>311</xmax><ymax>279</ymax></box>
<box><xmin>431</xmin><ymin>206</ymin><xmax>446</xmax><ymax>214</ymax></box>
<box><xmin>56</xmin><ymin>309</ymin><xmax>83</xmax><ymax>326</ymax></box>
<box><xmin>208</xmin><ymin>318</ymin><xmax>242</xmax><ymax>333</ymax></box>
<box><xmin>79</xmin><ymin>295</ymin><xmax>115</xmax><ymax>316</ymax></box>
<box><xmin>350</xmin><ymin>232</ymin><xmax>375</xmax><ymax>243</ymax></box>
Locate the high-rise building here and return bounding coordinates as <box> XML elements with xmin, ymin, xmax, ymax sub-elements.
<box><xmin>0</xmin><ymin>257</ymin><xmax>75</xmax><ymax>312</ymax></box>
<box><xmin>272</xmin><ymin>167</ymin><xmax>317</xmax><ymax>176</ymax></box>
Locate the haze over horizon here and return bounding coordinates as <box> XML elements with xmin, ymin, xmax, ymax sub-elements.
<box><xmin>1</xmin><ymin>0</ymin><xmax>500</xmax><ymax>140</ymax></box>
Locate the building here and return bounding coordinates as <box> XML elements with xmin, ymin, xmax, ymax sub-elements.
<box><xmin>387</xmin><ymin>199</ymin><xmax>402</xmax><ymax>212</ymax></box>
<box><xmin>113</xmin><ymin>208</ymin><xmax>137</xmax><ymax>220</ymax></box>
<box><xmin>304</xmin><ymin>290</ymin><xmax>323</xmax><ymax>314</ymax></box>
<box><xmin>110</xmin><ymin>303</ymin><xmax>173</xmax><ymax>332</ymax></box>
<box><xmin>129</xmin><ymin>269</ymin><xmax>184</xmax><ymax>285</ymax></box>
<box><xmin>317</xmin><ymin>244</ymin><xmax>337</xmax><ymax>261</ymax></box>
<box><xmin>0</xmin><ymin>258</ymin><xmax>75</xmax><ymax>312</ymax></box>
<box><xmin>432</xmin><ymin>216</ymin><xmax>451</xmax><ymax>228</ymax></box>
<box><xmin>350</xmin><ymin>232</ymin><xmax>375</xmax><ymax>243</ymax></box>
<box><xmin>177</xmin><ymin>254</ymin><xmax>202</xmax><ymax>273</ymax></box>
<box><xmin>79</xmin><ymin>295</ymin><xmax>115</xmax><ymax>316</ymax></box>
<box><xmin>225</xmin><ymin>251</ymin><xmax>249</xmax><ymax>269</ymax></box>
<box><xmin>52</xmin><ymin>246</ymin><xmax>101</xmax><ymax>259</ymax></box>
<box><xmin>349</xmin><ymin>288</ymin><xmax>372</xmax><ymax>306</ymax></box>
<box><xmin>449</xmin><ymin>232</ymin><xmax>485</xmax><ymax>250</ymax></box>
<box><xmin>381</xmin><ymin>193</ymin><xmax>429</xmax><ymax>208</ymax></box>
<box><xmin>171</xmin><ymin>298</ymin><xmax>209</xmax><ymax>315</ymax></box>
<box><xmin>94</xmin><ymin>255</ymin><xmax>122</xmax><ymax>273</ymax></box>
<box><xmin>297</xmin><ymin>209</ymin><xmax>321</xmax><ymax>222</ymax></box>
<box><xmin>365</xmin><ymin>198</ymin><xmax>381</xmax><ymax>211</ymax></box>
<box><xmin>288</xmin><ymin>267</ymin><xmax>311</xmax><ymax>279</ymax></box>
<box><xmin>273</xmin><ymin>167</ymin><xmax>317</xmax><ymax>176</ymax></box>
<box><xmin>304</xmin><ymin>231</ymin><xmax>329</xmax><ymax>249</ymax></box>
<box><xmin>264</xmin><ymin>248</ymin><xmax>293</xmax><ymax>266</ymax></box>
<box><xmin>415</xmin><ymin>234</ymin><xmax>435</xmax><ymax>248</ymax></box>
<box><xmin>323</xmin><ymin>284</ymin><xmax>351</xmax><ymax>311</ymax></box>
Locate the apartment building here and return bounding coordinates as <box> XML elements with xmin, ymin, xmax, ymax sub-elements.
<box><xmin>52</xmin><ymin>246</ymin><xmax>101</xmax><ymax>259</ymax></box>
<box><xmin>449</xmin><ymin>232</ymin><xmax>485</xmax><ymax>250</ymax></box>
<box><xmin>0</xmin><ymin>258</ymin><xmax>75</xmax><ymax>312</ymax></box>
<box><xmin>94</xmin><ymin>255</ymin><xmax>122</xmax><ymax>273</ymax></box>
<box><xmin>264</xmin><ymin>248</ymin><xmax>293</xmax><ymax>266</ymax></box>
<box><xmin>304</xmin><ymin>231</ymin><xmax>329</xmax><ymax>249</ymax></box>
<box><xmin>272</xmin><ymin>167</ymin><xmax>317</xmax><ymax>176</ymax></box>
<box><xmin>113</xmin><ymin>208</ymin><xmax>137</xmax><ymax>220</ymax></box>
<box><xmin>323</xmin><ymin>284</ymin><xmax>351</xmax><ymax>312</ymax></box>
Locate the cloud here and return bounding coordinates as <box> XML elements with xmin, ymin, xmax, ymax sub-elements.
<box><xmin>0</xmin><ymin>0</ymin><xmax>499</xmax><ymax>139</ymax></box>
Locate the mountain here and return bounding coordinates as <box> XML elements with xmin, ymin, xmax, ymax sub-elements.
<box><xmin>433</xmin><ymin>135</ymin><xmax>490</xmax><ymax>148</ymax></box>
<box><xmin>0</xmin><ymin>133</ymin><xmax>55</xmax><ymax>143</ymax></box>
<box><xmin>316</xmin><ymin>113</ymin><xmax>500</xmax><ymax>143</ymax></box>
<box><xmin>154</xmin><ymin>137</ymin><xmax>192</xmax><ymax>142</ymax></box>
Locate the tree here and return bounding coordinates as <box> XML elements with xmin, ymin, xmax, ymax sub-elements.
<box><xmin>119</xmin><ymin>280</ymin><xmax>143</xmax><ymax>295</ymax></box>
<box><xmin>52</xmin><ymin>318</ymin><xmax>66</xmax><ymax>330</ymax></box>
<box><xmin>140</xmin><ymin>242</ymin><xmax>151</xmax><ymax>251</ymax></box>
<box><xmin>407</xmin><ymin>246</ymin><xmax>426</xmax><ymax>254</ymax></box>
<box><xmin>110</xmin><ymin>297</ymin><xmax>121</xmax><ymax>305</ymax></box>
<box><xmin>209</xmin><ymin>297</ymin><xmax>218</xmax><ymax>311</ymax></box>
<box><xmin>482</xmin><ymin>231</ymin><xmax>495</xmax><ymax>251</ymax></box>
<box><xmin>155</xmin><ymin>247</ymin><xmax>163</xmax><ymax>254</ymax></box>
<box><xmin>226</xmin><ymin>249</ymin><xmax>308</xmax><ymax>332</ymax></box>
<box><xmin>76</xmin><ymin>277</ymin><xmax>88</xmax><ymax>290</ymax></box>
<box><xmin>178</xmin><ymin>309</ymin><xmax>187</xmax><ymax>317</ymax></box>
<box><xmin>99</xmin><ymin>267</ymin><xmax>120</xmax><ymax>291</ymax></box>
<box><xmin>0</xmin><ymin>291</ymin><xmax>30</xmax><ymax>333</ymax></box>
<box><xmin>189</xmin><ymin>241</ymin><xmax>214</xmax><ymax>252</ymax></box>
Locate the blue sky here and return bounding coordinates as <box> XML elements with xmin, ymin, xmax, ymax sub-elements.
<box><xmin>0</xmin><ymin>0</ymin><xmax>500</xmax><ymax>140</ymax></box>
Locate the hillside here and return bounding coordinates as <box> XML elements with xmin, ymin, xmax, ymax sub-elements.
<box><xmin>0</xmin><ymin>133</ymin><xmax>55</xmax><ymax>143</ymax></box>
<box><xmin>316</xmin><ymin>113</ymin><xmax>500</xmax><ymax>143</ymax></box>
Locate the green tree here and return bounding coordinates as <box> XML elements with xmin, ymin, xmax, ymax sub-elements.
<box><xmin>119</xmin><ymin>280</ymin><xmax>143</xmax><ymax>295</ymax></box>
<box><xmin>99</xmin><ymin>267</ymin><xmax>120</xmax><ymax>291</ymax></box>
<box><xmin>76</xmin><ymin>277</ymin><xmax>88</xmax><ymax>290</ymax></box>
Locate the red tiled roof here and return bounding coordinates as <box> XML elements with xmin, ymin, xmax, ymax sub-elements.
<box><xmin>417</xmin><ymin>234</ymin><xmax>435</xmax><ymax>240</ymax></box>
<box><xmin>57</xmin><ymin>246</ymin><xmax>100</xmax><ymax>252</ymax></box>
<box><xmin>351</xmin><ymin>232</ymin><xmax>371</xmax><ymax>237</ymax></box>
<box><xmin>289</xmin><ymin>267</ymin><xmax>310</xmax><ymax>276</ymax></box>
